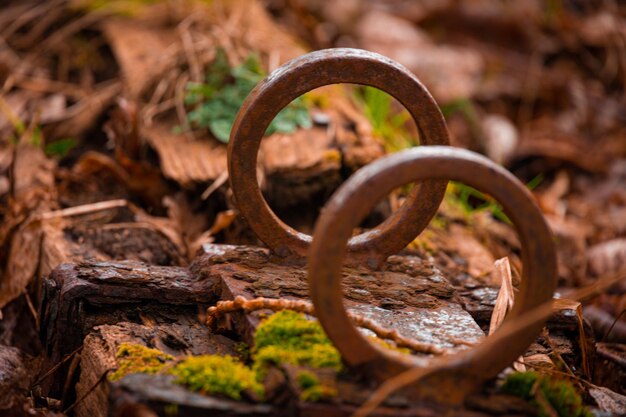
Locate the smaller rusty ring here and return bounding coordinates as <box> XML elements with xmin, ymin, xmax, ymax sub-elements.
<box><xmin>308</xmin><ymin>146</ymin><xmax>557</xmax><ymax>400</ymax></box>
<box><xmin>228</xmin><ymin>48</ymin><xmax>449</xmax><ymax>261</ymax></box>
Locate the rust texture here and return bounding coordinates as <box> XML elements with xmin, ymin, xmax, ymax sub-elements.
<box><xmin>307</xmin><ymin>146</ymin><xmax>557</xmax><ymax>403</ymax></box>
<box><xmin>228</xmin><ymin>48</ymin><xmax>449</xmax><ymax>265</ymax></box>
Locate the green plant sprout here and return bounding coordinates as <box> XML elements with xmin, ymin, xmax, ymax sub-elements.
<box><xmin>357</xmin><ymin>86</ymin><xmax>415</xmax><ymax>152</ymax></box>
<box><xmin>184</xmin><ymin>49</ymin><xmax>311</xmax><ymax>142</ymax></box>
<box><xmin>447</xmin><ymin>173</ymin><xmax>544</xmax><ymax>224</ymax></box>
<box><xmin>45</xmin><ymin>138</ymin><xmax>77</xmax><ymax>157</ymax></box>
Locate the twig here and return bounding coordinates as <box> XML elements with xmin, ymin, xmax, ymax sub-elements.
<box><xmin>531</xmin><ymin>378</ymin><xmax>559</xmax><ymax>417</ymax></box>
<box><xmin>32</xmin><ymin>345</ymin><xmax>83</xmax><ymax>388</ymax></box>
<box><xmin>62</xmin><ymin>369</ymin><xmax>111</xmax><ymax>414</ymax></box>
<box><xmin>602</xmin><ymin>308</ymin><xmax>626</xmax><ymax>342</ymax></box>
<box><xmin>61</xmin><ymin>352</ymin><xmax>81</xmax><ymax>409</ymax></box>
<box><xmin>201</xmin><ymin>171</ymin><xmax>228</xmax><ymax>200</ymax></box>
<box><xmin>38</xmin><ymin>199</ymin><xmax>129</xmax><ymax>221</ymax></box>
<box><xmin>23</xmin><ymin>290</ymin><xmax>40</xmax><ymax>331</ymax></box>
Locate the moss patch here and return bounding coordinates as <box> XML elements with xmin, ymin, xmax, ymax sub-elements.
<box><xmin>107</xmin><ymin>311</ymin><xmax>345</xmax><ymax>403</ymax></box>
<box><xmin>296</xmin><ymin>370</ymin><xmax>337</xmax><ymax>403</ymax></box>
<box><xmin>170</xmin><ymin>355</ymin><xmax>264</xmax><ymax>401</ymax></box>
<box><xmin>501</xmin><ymin>371</ymin><xmax>593</xmax><ymax>417</ymax></box>
<box><xmin>109</xmin><ymin>343</ymin><xmax>174</xmax><ymax>382</ymax></box>
<box><xmin>252</xmin><ymin>310</ymin><xmax>342</xmax><ymax>377</ymax></box>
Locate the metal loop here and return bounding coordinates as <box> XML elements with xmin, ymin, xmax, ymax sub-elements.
<box><xmin>308</xmin><ymin>146</ymin><xmax>557</xmax><ymax>402</ymax></box>
<box><xmin>228</xmin><ymin>48</ymin><xmax>449</xmax><ymax>262</ymax></box>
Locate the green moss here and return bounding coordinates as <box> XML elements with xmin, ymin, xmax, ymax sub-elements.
<box><xmin>296</xmin><ymin>370</ymin><xmax>320</xmax><ymax>389</ymax></box>
<box><xmin>296</xmin><ymin>370</ymin><xmax>337</xmax><ymax>403</ymax></box>
<box><xmin>252</xmin><ymin>310</ymin><xmax>342</xmax><ymax>376</ymax></box>
<box><xmin>109</xmin><ymin>343</ymin><xmax>174</xmax><ymax>382</ymax></box>
<box><xmin>170</xmin><ymin>355</ymin><xmax>264</xmax><ymax>401</ymax></box>
<box><xmin>501</xmin><ymin>371</ymin><xmax>593</xmax><ymax>417</ymax></box>
<box><xmin>301</xmin><ymin>385</ymin><xmax>338</xmax><ymax>403</ymax></box>
<box><xmin>107</xmin><ymin>311</ymin><xmax>344</xmax><ymax>403</ymax></box>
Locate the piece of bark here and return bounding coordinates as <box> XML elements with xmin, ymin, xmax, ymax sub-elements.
<box><xmin>192</xmin><ymin>244</ymin><xmax>485</xmax><ymax>353</ymax></box>
<box><xmin>75</xmin><ymin>322</ymin><xmax>241</xmax><ymax>417</ymax></box>
<box><xmin>40</xmin><ymin>260</ymin><xmax>217</xmax><ymax>395</ymax></box>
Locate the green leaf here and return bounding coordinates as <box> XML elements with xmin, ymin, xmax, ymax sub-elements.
<box><xmin>45</xmin><ymin>138</ymin><xmax>77</xmax><ymax>157</ymax></box>
<box><xmin>180</xmin><ymin>48</ymin><xmax>312</xmax><ymax>141</ymax></box>
<box><xmin>209</xmin><ymin>118</ymin><xmax>233</xmax><ymax>143</ymax></box>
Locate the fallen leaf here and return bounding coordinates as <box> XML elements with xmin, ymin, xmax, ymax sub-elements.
<box><xmin>0</xmin><ymin>217</ymin><xmax>43</xmax><ymax>309</ymax></box>
<box><xmin>489</xmin><ymin>257</ymin><xmax>525</xmax><ymax>372</ymax></box>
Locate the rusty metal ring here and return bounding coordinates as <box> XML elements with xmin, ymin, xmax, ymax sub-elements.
<box><xmin>228</xmin><ymin>48</ymin><xmax>449</xmax><ymax>262</ymax></box>
<box><xmin>308</xmin><ymin>146</ymin><xmax>557</xmax><ymax>402</ymax></box>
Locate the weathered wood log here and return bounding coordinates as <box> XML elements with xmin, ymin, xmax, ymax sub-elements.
<box><xmin>39</xmin><ymin>260</ymin><xmax>217</xmax><ymax>395</ymax></box>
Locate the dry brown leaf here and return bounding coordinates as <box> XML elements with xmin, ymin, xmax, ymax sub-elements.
<box><xmin>144</xmin><ymin>122</ymin><xmax>227</xmax><ymax>187</ymax></box>
<box><xmin>587</xmin><ymin>238</ymin><xmax>626</xmax><ymax>277</ymax></box>
<box><xmin>101</xmin><ymin>19</ymin><xmax>178</xmax><ymax>99</ymax></box>
<box><xmin>0</xmin><ymin>217</ymin><xmax>43</xmax><ymax>309</ymax></box>
<box><xmin>354</xmin><ymin>10</ymin><xmax>483</xmax><ymax>103</ymax></box>
<box><xmin>489</xmin><ymin>257</ymin><xmax>515</xmax><ymax>335</ymax></box>
<box><xmin>447</xmin><ymin>223</ymin><xmax>496</xmax><ymax>279</ymax></box>
<box><xmin>43</xmin><ymin>81</ymin><xmax>122</xmax><ymax>140</ymax></box>
<box><xmin>489</xmin><ymin>257</ymin><xmax>525</xmax><ymax>372</ymax></box>
<box><xmin>189</xmin><ymin>209</ymin><xmax>237</xmax><ymax>257</ymax></box>
<box><xmin>523</xmin><ymin>353</ymin><xmax>555</xmax><ymax>370</ymax></box>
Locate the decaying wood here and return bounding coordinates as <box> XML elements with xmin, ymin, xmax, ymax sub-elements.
<box><xmin>40</xmin><ymin>260</ymin><xmax>214</xmax><ymax>395</ymax></box>
<box><xmin>75</xmin><ymin>322</ymin><xmax>240</xmax><ymax>417</ymax></box>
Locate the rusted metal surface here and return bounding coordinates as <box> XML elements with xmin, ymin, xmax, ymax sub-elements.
<box><xmin>227</xmin><ymin>49</ymin><xmax>557</xmax><ymax>405</ymax></box>
<box><xmin>307</xmin><ymin>146</ymin><xmax>557</xmax><ymax>403</ymax></box>
<box><xmin>228</xmin><ymin>48</ymin><xmax>449</xmax><ymax>265</ymax></box>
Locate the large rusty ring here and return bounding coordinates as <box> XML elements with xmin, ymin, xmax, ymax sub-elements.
<box><xmin>308</xmin><ymin>146</ymin><xmax>557</xmax><ymax>402</ymax></box>
<box><xmin>228</xmin><ymin>48</ymin><xmax>449</xmax><ymax>262</ymax></box>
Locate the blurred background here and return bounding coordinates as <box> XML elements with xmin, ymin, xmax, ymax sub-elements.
<box><xmin>0</xmin><ymin>0</ymin><xmax>624</xmax><ymax>378</ymax></box>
